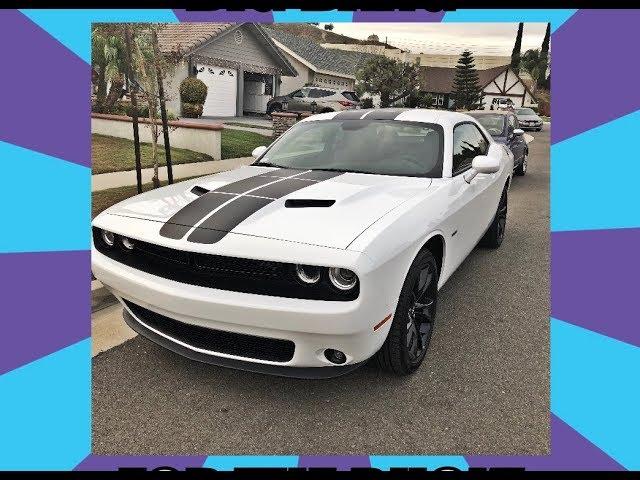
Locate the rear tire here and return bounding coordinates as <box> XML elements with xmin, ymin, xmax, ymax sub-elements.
<box><xmin>376</xmin><ymin>249</ymin><xmax>439</xmax><ymax>375</ymax></box>
<box><xmin>480</xmin><ymin>187</ymin><xmax>508</xmax><ymax>249</ymax></box>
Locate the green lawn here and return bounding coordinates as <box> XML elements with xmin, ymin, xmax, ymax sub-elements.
<box><xmin>92</xmin><ymin>129</ymin><xmax>270</xmax><ymax>174</ymax></box>
<box><xmin>224</xmin><ymin>121</ymin><xmax>271</xmax><ymax>129</ymax></box>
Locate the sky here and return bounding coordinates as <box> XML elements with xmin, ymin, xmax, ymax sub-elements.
<box><xmin>326</xmin><ymin>23</ymin><xmax>548</xmax><ymax>56</ymax></box>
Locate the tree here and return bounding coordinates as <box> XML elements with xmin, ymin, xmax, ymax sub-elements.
<box><xmin>356</xmin><ymin>56</ymin><xmax>421</xmax><ymax>107</ymax></box>
<box><xmin>510</xmin><ymin>22</ymin><xmax>524</xmax><ymax>74</ymax></box>
<box><xmin>91</xmin><ymin>24</ymin><xmax>127</xmax><ymax>111</ymax></box>
<box><xmin>451</xmin><ymin>50</ymin><xmax>484</xmax><ymax>110</ymax></box>
<box><xmin>324</xmin><ymin>23</ymin><xmax>334</xmax><ymax>31</ymax></box>
<box><xmin>537</xmin><ymin>22</ymin><xmax>550</xmax><ymax>90</ymax></box>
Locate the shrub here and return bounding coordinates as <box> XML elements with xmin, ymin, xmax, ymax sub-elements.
<box><xmin>182</xmin><ymin>102</ymin><xmax>203</xmax><ymax>118</ymax></box>
<box><xmin>124</xmin><ymin>102</ymin><xmax>149</xmax><ymax>118</ymax></box>
<box><xmin>180</xmin><ymin>77</ymin><xmax>208</xmax><ymax>104</ymax></box>
<box><xmin>361</xmin><ymin>97</ymin><xmax>374</xmax><ymax>109</ymax></box>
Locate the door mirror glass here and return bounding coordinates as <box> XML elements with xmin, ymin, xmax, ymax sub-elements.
<box><xmin>251</xmin><ymin>145</ymin><xmax>268</xmax><ymax>159</ymax></box>
<box><xmin>513</xmin><ymin>128</ymin><xmax>524</xmax><ymax>136</ymax></box>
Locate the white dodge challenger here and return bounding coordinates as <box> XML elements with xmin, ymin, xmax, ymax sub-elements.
<box><xmin>92</xmin><ymin>109</ymin><xmax>513</xmax><ymax>378</ymax></box>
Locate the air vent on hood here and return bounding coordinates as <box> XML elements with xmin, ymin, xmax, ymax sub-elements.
<box><xmin>190</xmin><ymin>186</ymin><xmax>210</xmax><ymax>196</ymax></box>
<box><xmin>284</xmin><ymin>199</ymin><xmax>336</xmax><ymax>208</ymax></box>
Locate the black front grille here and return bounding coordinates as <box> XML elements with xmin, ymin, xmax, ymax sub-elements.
<box><xmin>92</xmin><ymin>228</ymin><xmax>358</xmax><ymax>301</ymax></box>
<box><xmin>124</xmin><ymin>300</ymin><xmax>295</xmax><ymax>362</ymax></box>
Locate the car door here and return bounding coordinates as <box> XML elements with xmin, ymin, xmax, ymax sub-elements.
<box><xmin>446</xmin><ymin>123</ymin><xmax>498</xmax><ymax>267</ymax></box>
<box><xmin>507</xmin><ymin>114</ymin><xmax>526</xmax><ymax>163</ymax></box>
<box><xmin>286</xmin><ymin>89</ymin><xmax>309</xmax><ymax>113</ymax></box>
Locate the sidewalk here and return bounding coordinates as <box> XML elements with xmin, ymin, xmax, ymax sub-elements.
<box><xmin>92</xmin><ymin>156</ymin><xmax>254</xmax><ymax>191</ymax></box>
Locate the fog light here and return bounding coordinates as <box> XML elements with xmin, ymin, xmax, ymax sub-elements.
<box><xmin>121</xmin><ymin>237</ymin><xmax>135</xmax><ymax>250</ymax></box>
<box><xmin>101</xmin><ymin>230</ymin><xmax>115</xmax><ymax>247</ymax></box>
<box><xmin>324</xmin><ymin>349</ymin><xmax>347</xmax><ymax>365</ymax></box>
<box><xmin>296</xmin><ymin>264</ymin><xmax>321</xmax><ymax>284</ymax></box>
<box><xmin>328</xmin><ymin>267</ymin><xmax>357</xmax><ymax>290</ymax></box>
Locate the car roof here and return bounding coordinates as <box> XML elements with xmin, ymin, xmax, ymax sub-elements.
<box><xmin>299</xmin><ymin>108</ymin><xmax>477</xmax><ymax>129</ymax></box>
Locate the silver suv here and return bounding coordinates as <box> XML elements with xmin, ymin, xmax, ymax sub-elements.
<box><xmin>267</xmin><ymin>86</ymin><xmax>360</xmax><ymax>115</ymax></box>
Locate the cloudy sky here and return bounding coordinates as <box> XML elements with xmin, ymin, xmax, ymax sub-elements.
<box><xmin>327</xmin><ymin>23</ymin><xmax>548</xmax><ymax>56</ymax></box>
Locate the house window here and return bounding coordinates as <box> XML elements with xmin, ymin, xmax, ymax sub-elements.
<box><xmin>234</xmin><ymin>29</ymin><xmax>243</xmax><ymax>45</ymax></box>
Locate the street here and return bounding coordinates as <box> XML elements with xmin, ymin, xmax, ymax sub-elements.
<box><xmin>92</xmin><ymin>125</ymin><xmax>550</xmax><ymax>456</ymax></box>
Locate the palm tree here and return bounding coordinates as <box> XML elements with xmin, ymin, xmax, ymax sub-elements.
<box><xmin>91</xmin><ymin>25</ymin><xmax>127</xmax><ymax>111</ymax></box>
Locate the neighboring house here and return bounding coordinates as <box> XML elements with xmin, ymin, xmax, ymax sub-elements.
<box><xmin>157</xmin><ymin>23</ymin><xmax>297</xmax><ymax>117</ymax></box>
<box><xmin>264</xmin><ymin>27</ymin><xmax>378</xmax><ymax>95</ymax></box>
<box><xmin>418</xmin><ymin>64</ymin><xmax>538</xmax><ymax>110</ymax></box>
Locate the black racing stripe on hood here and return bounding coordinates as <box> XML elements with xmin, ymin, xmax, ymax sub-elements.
<box><xmin>186</xmin><ymin>172</ymin><xmax>345</xmax><ymax>244</ymax></box>
<box><xmin>187</xmin><ymin>196</ymin><xmax>272</xmax><ymax>244</ymax></box>
<box><xmin>364</xmin><ymin>109</ymin><xmax>409</xmax><ymax>120</ymax></box>
<box><xmin>294</xmin><ymin>170</ymin><xmax>344</xmax><ymax>181</ymax></box>
<box><xmin>160</xmin><ymin>170</ymin><xmax>287</xmax><ymax>239</ymax></box>
<box><xmin>159</xmin><ymin>193</ymin><xmax>232</xmax><ymax>239</ymax></box>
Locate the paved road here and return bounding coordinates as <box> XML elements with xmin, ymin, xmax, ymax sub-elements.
<box><xmin>93</xmin><ymin>126</ymin><xmax>549</xmax><ymax>456</ymax></box>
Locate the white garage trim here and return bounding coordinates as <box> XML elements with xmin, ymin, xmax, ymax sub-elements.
<box><xmin>196</xmin><ymin>64</ymin><xmax>238</xmax><ymax>117</ymax></box>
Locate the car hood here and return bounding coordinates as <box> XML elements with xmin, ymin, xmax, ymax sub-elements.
<box><xmin>100</xmin><ymin>166</ymin><xmax>432</xmax><ymax>249</ymax></box>
<box><xmin>518</xmin><ymin>114</ymin><xmax>541</xmax><ymax>121</ymax></box>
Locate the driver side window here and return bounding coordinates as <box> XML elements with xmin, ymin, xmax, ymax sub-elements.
<box><xmin>452</xmin><ymin>123</ymin><xmax>489</xmax><ymax>176</ymax></box>
<box><xmin>291</xmin><ymin>90</ymin><xmax>304</xmax><ymax>98</ymax></box>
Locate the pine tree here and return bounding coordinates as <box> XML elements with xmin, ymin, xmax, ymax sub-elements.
<box><xmin>452</xmin><ymin>50</ymin><xmax>484</xmax><ymax>110</ymax></box>
<box><xmin>510</xmin><ymin>23</ymin><xmax>524</xmax><ymax>74</ymax></box>
<box><xmin>537</xmin><ymin>23</ymin><xmax>550</xmax><ymax>89</ymax></box>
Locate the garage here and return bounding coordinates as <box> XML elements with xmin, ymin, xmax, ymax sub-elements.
<box><xmin>196</xmin><ymin>64</ymin><xmax>238</xmax><ymax>117</ymax></box>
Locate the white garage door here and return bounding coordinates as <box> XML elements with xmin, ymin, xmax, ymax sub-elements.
<box><xmin>196</xmin><ymin>64</ymin><xmax>237</xmax><ymax>117</ymax></box>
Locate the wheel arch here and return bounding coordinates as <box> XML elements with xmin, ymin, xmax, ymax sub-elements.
<box><xmin>415</xmin><ymin>232</ymin><xmax>446</xmax><ymax>280</ymax></box>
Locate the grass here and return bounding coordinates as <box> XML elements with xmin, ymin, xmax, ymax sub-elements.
<box><xmin>221</xmin><ymin>129</ymin><xmax>271</xmax><ymax>159</ymax></box>
<box><xmin>223</xmin><ymin>121</ymin><xmax>271</xmax><ymax>129</ymax></box>
<box><xmin>92</xmin><ymin>129</ymin><xmax>271</xmax><ymax>174</ymax></box>
<box><xmin>92</xmin><ymin>176</ymin><xmax>199</xmax><ymax>219</ymax></box>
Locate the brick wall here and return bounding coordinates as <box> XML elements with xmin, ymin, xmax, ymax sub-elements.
<box><xmin>271</xmin><ymin>112</ymin><xmax>314</xmax><ymax>139</ymax></box>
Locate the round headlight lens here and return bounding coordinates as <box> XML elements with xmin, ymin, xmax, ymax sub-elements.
<box><xmin>121</xmin><ymin>237</ymin><xmax>135</xmax><ymax>250</ymax></box>
<box><xmin>101</xmin><ymin>229</ymin><xmax>115</xmax><ymax>247</ymax></box>
<box><xmin>296</xmin><ymin>264</ymin><xmax>321</xmax><ymax>284</ymax></box>
<box><xmin>329</xmin><ymin>267</ymin><xmax>357</xmax><ymax>290</ymax></box>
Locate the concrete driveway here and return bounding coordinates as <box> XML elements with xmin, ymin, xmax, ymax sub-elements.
<box><xmin>92</xmin><ymin>125</ymin><xmax>550</xmax><ymax>455</ymax></box>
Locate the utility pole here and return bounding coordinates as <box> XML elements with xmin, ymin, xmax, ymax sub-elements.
<box><xmin>152</xmin><ymin>26</ymin><xmax>173</xmax><ymax>184</ymax></box>
<box><xmin>124</xmin><ymin>24</ymin><xmax>143</xmax><ymax>194</ymax></box>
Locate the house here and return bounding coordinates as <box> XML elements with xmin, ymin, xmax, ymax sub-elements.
<box><xmin>418</xmin><ymin>64</ymin><xmax>538</xmax><ymax>110</ymax></box>
<box><xmin>157</xmin><ymin>23</ymin><xmax>297</xmax><ymax>117</ymax></box>
<box><xmin>263</xmin><ymin>27</ymin><xmax>378</xmax><ymax>95</ymax></box>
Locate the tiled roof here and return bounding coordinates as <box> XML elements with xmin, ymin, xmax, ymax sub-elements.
<box><xmin>264</xmin><ymin>27</ymin><xmax>379</xmax><ymax>77</ymax></box>
<box><xmin>157</xmin><ymin>23</ymin><xmax>234</xmax><ymax>55</ymax></box>
<box><xmin>419</xmin><ymin>65</ymin><xmax>510</xmax><ymax>93</ymax></box>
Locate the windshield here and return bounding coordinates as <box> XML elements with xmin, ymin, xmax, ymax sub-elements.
<box><xmin>516</xmin><ymin>108</ymin><xmax>536</xmax><ymax>115</ymax></box>
<box><xmin>475</xmin><ymin>115</ymin><xmax>506</xmax><ymax>136</ymax></box>
<box><xmin>256</xmin><ymin>120</ymin><xmax>444</xmax><ymax>177</ymax></box>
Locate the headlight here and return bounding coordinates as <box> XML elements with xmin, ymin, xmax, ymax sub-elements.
<box><xmin>329</xmin><ymin>267</ymin><xmax>358</xmax><ymax>290</ymax></box>
<box><xmin>121</xmin><ymin>237</ymin><xmax>135</xmax><ymax>250</ymax></box>
<box><xmin>296</xmin><ymin>264</ymin><xmax>321</xmax><ymax>284</ymax></box>
<box><xmin>101</xmin><ymin>229</ymin><xmax>115</xmax><ymax>247</ymax></box>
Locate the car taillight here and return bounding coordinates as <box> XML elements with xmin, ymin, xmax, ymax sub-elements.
<box><xmin>338</xmin><ymin>100</ymin><xmax>355</xmax><ymax>107</ymax></box>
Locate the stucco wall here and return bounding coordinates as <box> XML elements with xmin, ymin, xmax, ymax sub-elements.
<box><xmin>279</xmin><ymin>53</ymin><xmax>309</xmax><ymax>95</ymax></box>
<box><xmin>91</xmin><ymin>114</ymin><xmax>222</xmax><ymax>160</ymax></box>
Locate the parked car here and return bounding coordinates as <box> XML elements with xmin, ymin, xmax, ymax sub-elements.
<box><xmin>467</xmin><ymin>111</ymin><xmax>528</xmax><ymax>176</ymax></box>
<box><xmin>92</xmin><ymin>109</ymin><xmax>512</xmax><ymax>378</ymax></box>
<box><xmin>515</xmin><ymin>107</ymin><xmax>543</xmax><ymax>131</ymax></box>
<box><xmin>267</xmin><ymin>86</ymin><xmax>360</xmax><ymax>115</ymax></box>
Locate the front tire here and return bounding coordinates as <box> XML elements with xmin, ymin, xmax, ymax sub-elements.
<box><xmin>480</xmin><ymin>187</ymin><xmax>508</xmax><ymax>249</ymax></box>
<box><xmin>376</xmin><ymin>249</ymin><xmax>439</xmax><ymax>375</ymax></box>
<box><xmin>514</xmin><ymin>150</ymin><xmax>527</xmax><ymax>176</ymax></box>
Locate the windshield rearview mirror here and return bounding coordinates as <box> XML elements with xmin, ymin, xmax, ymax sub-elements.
<box><xmin>251</xmin><ymin>145</ymin><xmax>268</xmax><ymax>159</ymax></box>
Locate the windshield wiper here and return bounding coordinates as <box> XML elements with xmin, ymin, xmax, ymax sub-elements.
<box><xmin>309</xmin><ymin>167</ymin><xmax>372</xmax><ymax>175</ymax></box>
<box><xmin>255</xmin><ymin>161</ymin><xmax>287</xmax><ymax>168</ymax></box>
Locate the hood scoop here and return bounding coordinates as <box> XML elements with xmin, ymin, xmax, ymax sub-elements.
<box><xmin>190</xmin><ymin>185</ymin><xmax>210</xmax><ymax>196</ymax></box>
<box><xmin>284</xmin><ymin>199</ymin><xmax>336</xmax><ymax>208</ymax></box>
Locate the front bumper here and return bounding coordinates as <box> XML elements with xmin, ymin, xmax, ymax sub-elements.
<box><xmin>520</xmin><ymin>122</ymin><xmax>542</xmax><ymax>130</ymax></box>
<box><xmin>92</xmin><ymin>245</ymin><xmax>395</xmax><ymax>376</ymax></box>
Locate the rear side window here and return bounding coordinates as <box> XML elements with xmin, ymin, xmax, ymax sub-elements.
<box><xmin>452</xmin><ymin>123</ymin><xmax>489</xmax><ymax>175</ymax></box>
<box><xmin>309</xmin><ymin>88</ymin><xmax>334</xmax><ymax>98</ymax></box>
<box><xmin>342</xmin><ymin>91</ymin><xmax>359</xmax><ymax>102</ymax></box>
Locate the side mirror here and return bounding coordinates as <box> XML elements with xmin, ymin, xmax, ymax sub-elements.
<box><xmin>513</xmin><ymin>128</ymin><xmax>524</xmax><ymax>136</ymax></box>
<box><xmin>251</xmin><ymin>145</ymin><xmax>268</xmax><ymax>159</ymax></box>
<box><xmin>464</xmin><ymin>155</ymin><xmax>500</xmax><ymax>183</ymax></box>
